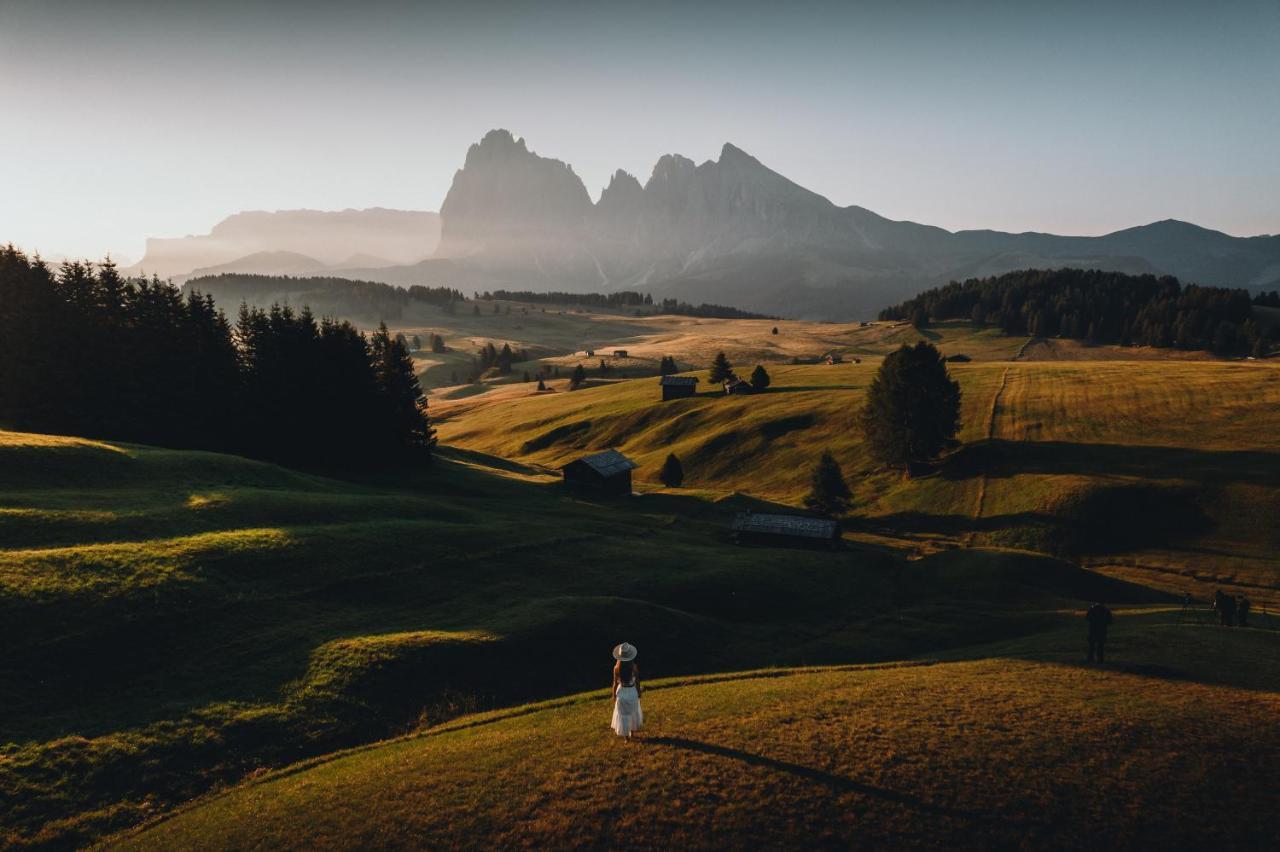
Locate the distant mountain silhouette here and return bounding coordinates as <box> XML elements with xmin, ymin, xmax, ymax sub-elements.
<box><xmin>395</xmin><ymin>130</ymin><xmax>1280</xmax><ymax>318</ymax></box>
<box><xmin>131</xmin><ymin>208</ymin><xmax>439</xmax><ymax>282</ymax></box>
<box><xmin>187</xmin><ymin>250</ymin><xmax>328</xmax><ymax>280</ymax></box>
<box><xmin>131</xmin><ymin>132</ymin><xmax>1280</xmax><ymax>319</ymax></box>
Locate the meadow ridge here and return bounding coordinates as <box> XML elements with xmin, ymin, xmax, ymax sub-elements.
<box><xmin>116</xmin><ymin>620</ymin><xmax>1280</xmax><ymax>850</ymax></box>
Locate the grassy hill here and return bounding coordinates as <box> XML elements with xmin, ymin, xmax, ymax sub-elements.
<box><xmin>116</xmin><ymin>618</ymin><xmax>1280</xmax><ymax>850</ymax></box>
<box><xmin>0</xmin><ymin>428</ymin><xmax>1133</xmax><ymax>848</ymax></box>
<box><xmin>434</xmin><ymin>350</ymin><xmax>1280</xmax><ymax>601</ymax></box>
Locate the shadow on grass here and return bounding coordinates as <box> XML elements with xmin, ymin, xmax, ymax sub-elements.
<box><xmin>943</xmin><ymin>439</ymin><xmax>1280</xmax><ymax>487</ymax></box>
<box><xmin>645</xmin><ymin>736</ymin><xmax>997</xmax><ymax>822</ymax></box>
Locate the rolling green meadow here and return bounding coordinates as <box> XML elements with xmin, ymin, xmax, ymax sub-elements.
<box><xmin>3</xmin><ymin>318</ymin><xmax>1279</xmax><ymax>848</ymax></box>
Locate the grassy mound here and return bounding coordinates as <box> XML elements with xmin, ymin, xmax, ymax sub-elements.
<box><xmin>117</xmin><ymin>621</ymin><xmax>1280</xmax><ymax>850</ymax></box>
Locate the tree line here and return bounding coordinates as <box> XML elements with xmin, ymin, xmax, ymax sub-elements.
<box><xmin>184</xmin><ymin>273</ymin><xmax>464</xmax><ymax>321</ymax></box>
<box><xmin>0</xmin><ymin>248</ymin><xmax>434</xmax><ymax>467</ymax></box>
<box><xmin>880</xmin><ymin>268</ymin><xmax>1275</xmax><ymax>357</ymax></box>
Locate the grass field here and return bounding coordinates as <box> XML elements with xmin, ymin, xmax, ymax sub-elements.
<box><xmin>116</xmin><ymin>618</ymin><xmax>1280</xmax><ymax>850</ymax></box>
<box><xmin>4</xmin><ymin>315</ymin><xmax>1278</xmax><ymax>849</ymax></box>
<box><xmin>434</xmin><ymin>344</ymin><xmax>1280</xmax><ymax>602</ymax></box>
<box><xmin>1</xmin><ymin>427</ymin><xmax>1129</xmax><ymax>848</ymax></box>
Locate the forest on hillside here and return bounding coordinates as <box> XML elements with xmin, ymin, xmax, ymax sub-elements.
<box><xmin>183</xmin><ymin>273</ymin><xmax>464</xmax><ymax>321</ymax></box>
<box><xmin>480</xmin><ymin>289</ymin><xmax>774</xmax><ymax>319</ymax></box>
<box><xmin>881</xmin><ymin>269</ymin><xmax>1276</xmax><ymax>357</ymax></box>
<box><xmin>0</xmin><ymin>249</ymin><xmax>434</xmax><ymax>466</ymax></box>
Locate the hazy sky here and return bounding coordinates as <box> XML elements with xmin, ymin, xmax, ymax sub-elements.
<box><xmin>3</xmin><ymin>0</ymin><xmax>1278</xmax><ymax>260</ymax></box>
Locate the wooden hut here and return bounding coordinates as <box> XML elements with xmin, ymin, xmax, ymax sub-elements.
<box><xmin>731</xmin><ymin>512</ymin><xmax>840</xmax><ymax>548</ymax></box>
<box><xmin>613</xmin><ymin>349</ymin><xmax>629</xmax><ymax>358</ymax></box>
<box><xmin>561</xmin><ymin>449</ymin><xmax>638</xmax><ymax>496</ymax></box>
<box><xmin>723</xmin><ymin>377</ymin><xmax>752</xmax><ymax>395</ymax></box>
<box><xmin>660</xmin><ymin>375</ymin><xmax>699</xmax><ymax>400</ymax></box>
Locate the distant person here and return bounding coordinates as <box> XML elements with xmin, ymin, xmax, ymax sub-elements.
<box><xmin>1237</xmin><ymin>595</ymin><xmax>1251</xmax><ymax>628</ymax></box>
<box><xmin>1086</xmin><ymin>602</ymin><xmax>1113</xmax><ymax>663</ymax></box>
<box><xmin>611</xmin><ymin>642</ymin><xmax>643</xmax><ymax>741</ymax></box>
<box><xmin>1214</xmin><ymin>590</ymin><xmax>1237</xmax><ymax>626</ymax></box>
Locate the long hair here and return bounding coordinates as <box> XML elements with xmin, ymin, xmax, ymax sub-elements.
<box><xmin>613</xmin><ymin>659</ymin><xmax>636</xmax><ymax>683</ymax></box>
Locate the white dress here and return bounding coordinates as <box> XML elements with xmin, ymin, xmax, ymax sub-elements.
<box><xmin>611</xmin><ymin>681</ymin><xmax>643</xmax><ymax>736</ymax></box>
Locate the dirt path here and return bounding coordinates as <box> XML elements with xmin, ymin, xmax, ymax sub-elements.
<box><xmin>967</xmin><ymin>365</ymin><xmax>1012</xmax><ymax>543</ymax></box>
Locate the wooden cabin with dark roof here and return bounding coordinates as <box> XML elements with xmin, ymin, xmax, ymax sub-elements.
<box><xmin>731</xmin><ymin>511</ymin><xmax>840</xmax><ymax>549</ymax></box>
<box><xmin>659</xmin><ymin>375</ymin><xmax>699</xmax><ymax>400</ymax></box>
<box><xmin>561</xmin><ymin>449</ymin><xmax>638</xmax><ymax>496</ymax></box>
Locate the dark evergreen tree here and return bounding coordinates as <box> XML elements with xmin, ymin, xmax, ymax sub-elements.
<box><xmin>659</xmin><ymin>453</ymin><xmax>684</xmax><ymax>488</ymax></box>
<box><xmin>709</xmin><ymin>351</ymin><xmax>734</xmax><ymax>383</ymax></box>
<box><xmin>537</xmin><ymin>377</ymin><xmax>547</xmax><ymax>391</ymax></box>
<box><xmin>771</xmin><ymin>326</ymin><xmax>779</xmax><ymax>335</ymax></box>
<box><xmin>750</xmin><ymin>364</ymin><xmax>771</xmax><ymax>390</ymax></box>
<box><xmin>803</xmin><ymin>451</ymin><xmax>852</xmax><ymax>516</ymax></box>
<box><xmin>371</xmin><ymin>322</ymin><xmax>436</xmax><ymax>458</ymax></box>
<box><xmin>659</xmin><ymin>355</ymin><xmax>678</xmax><ymax>375</ymax></box>
<box><xmin>411</xmin><ymin>334</ymin><xmax>422</xmax><ymax>351</ymax></box>
<box><xmin>860</xmin><ymin>341</ymin><xmax>962</xmax><ymax>473</ymax></box>
<box><xmin>570</xmin><ymin>364</ymin><xmax>586</xmax><ymax>388</ymax></box>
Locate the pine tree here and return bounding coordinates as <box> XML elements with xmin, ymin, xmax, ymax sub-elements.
<box><xmin>860</xmin><ymin>342</ymin><xmax>961</xmax><ymax>473</ymax></box>
<box><xmin>709</xmin><ymin>351</ymin><xmax>734</xmax><ymax>383</ymax></box>
<box><xmin>771</xmin><ymin>326</ymin><xmax>779</xmax><ymax>335</ymax></box>
<box><xmin>750</xmin><ymin>364</ymin><xmax>770</xmax><ymax>390</ymax></box>
<box><xmin>537</xmin><ymin>377</ymin><xmax>547</xmax><ymax>391</ymax></box>
<box><xmin>659</xmin><ymin>453</ymin><xmax>684</xmax><ymax>488</ymax></box>
<box><xmin>570</xmin><ymin>363</ymin><xmax>586</xmax><ymax>388</ymax></box>
<box><xmin>803</xmin><ymin>451</ymin><xmax>852</xmax><ymax>516</ymax></box>
<box><xmin>371</xmin><ymin>322</ymin><xmax>436</xmax><ymax>458</ymax></box>
<box><xmin>411</xmin><ymin>334</ymin><xmax>422</xmax><ymax>351</ymax></box>
<box><xmin>659</xmin><ymin>355</ymin><xmax>678</xmax><ymax>375</ymax></box>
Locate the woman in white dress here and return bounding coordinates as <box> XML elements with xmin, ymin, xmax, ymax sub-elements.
<box><xmin>611</xmin><ymin>642</ymin><xmax>643</xmax><ymax>740</ymax></box>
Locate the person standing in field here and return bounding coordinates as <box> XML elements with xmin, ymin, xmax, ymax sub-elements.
<box><xmin>1214</xmin><ymin>590</ymin><xmax>1237</xmax><ymax>626</ymax></box>
<box><xmin>1237</xmin><ymin>595</ymin><xmax>1251</xmax><ymax>627</ymax></box>
<box><xmin>611</xmin><ymin>642</ymin><xmax>643</xmax><ymax>741</ymax></box>
<box><xmin>1086</xmin><ymin>602</ymin><xmax>1112</xmax><ymax>663</ymax></box>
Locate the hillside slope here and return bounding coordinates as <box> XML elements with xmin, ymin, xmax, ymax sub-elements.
<box><xmin>435</xmin><ymin>354</ymin><xmax>1280</xmax><ymax>597</ymax></box>
<box><xmin>117</xmin><ymin>621</ymin><xmax>1280</xmax><ymax>850</ymax></box>
<box><xmin>2</xmin><ymin>428</ymin><xmax>1113</xmax><ymax>848</ymax></box>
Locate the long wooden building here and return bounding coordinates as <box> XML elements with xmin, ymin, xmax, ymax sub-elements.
<box><xmin>730</xmin><ymin>512</ymin><xmax>840</xmax><ymax>548</ymax></box>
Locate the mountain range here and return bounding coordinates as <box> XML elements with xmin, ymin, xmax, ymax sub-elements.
<box><xmin>140</xmin><ymin>130</ymin><xmax>1280</xmax><ymax>319</ymax></box>
<box><xmin>130</xmin><ymin>208</ymin><xmax>440</xmax><ymax>282</ymax></box>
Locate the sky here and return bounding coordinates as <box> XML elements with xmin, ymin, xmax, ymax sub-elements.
<box><xmin>2</xmin><ymin>0</ymin><xmax>1278</xmax><ymax>260</ymax></box>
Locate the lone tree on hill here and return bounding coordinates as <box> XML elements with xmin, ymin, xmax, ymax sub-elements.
<box><xmin>570</xmin><ymin>363</ymin><xmax>586</xmax><ymax>389</ymax></box>
<box><xmin>659</xmin><ymin>453</ymin><xmax>684</xmax><ymax>487</ymax></box>
<box><xmin>803</xmin><ymin>451</ymin><xmax>851</xmax><ymax>516</ymax></box>
<box><xmin>659</xmin><ymin>355</ymin><xmax>678</xmax><ymax>375</ymax></box>
<box><xmin>750</xmin><ymin>364</ymin><xmax>770</xmax><ymax>390</ymax></box>
<box><xmin>860</xmin><ymin>341</ymin><xmax>961</xmax><ymax>474</ymax></box>
<box><xmin>709</xmin><ymin>351</ymin><xmax>734</xmax><ymax>383</ymax></box>
<box><xmin>771</xmin><ymin>326</ymin><xmax>778</xmax><ymax>335</ymax></box>
<box><xmin>537</xmin><ymin>377</ymin><xmax>546</xmax><ymax>391</ymax></box>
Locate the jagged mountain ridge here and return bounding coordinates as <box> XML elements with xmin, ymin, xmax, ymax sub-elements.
<box><xmin>418</xmin><ymin>129</ymin><xmax>1280</xmax><ymax>318</ymax></box>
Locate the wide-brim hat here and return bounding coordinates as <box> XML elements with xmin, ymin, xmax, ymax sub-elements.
<box><xmin>612</xmin><ymin>642</ymin><xmax>637</xmax><ymax>661</ymax></box>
